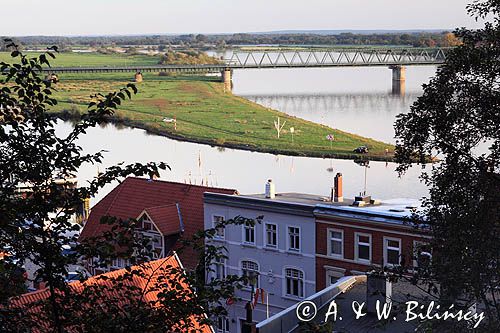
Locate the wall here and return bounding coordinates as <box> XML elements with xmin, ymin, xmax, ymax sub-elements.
<box><xmin>315</xmin><ymin>216</ymin><xmax>428</xmax><ymax>291</ymax></box>
<box><xmin>204</xmin><ymin>200</ymin><xmax>316</xmax><ymax>333</ymax></box>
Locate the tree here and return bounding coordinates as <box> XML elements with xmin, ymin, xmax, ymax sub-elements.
<box><xmin>394</xmin><ymin>1</ymin><xmax>499</xmax><ymax>331</ymax></box>
<box><xmin>442</xmin><ymin>32</ymin><xmax>463</xmax><ymax>47</ymax></box>
<box><xmin>0</xmin><ymin>40</ymin><xmax>247</xmax><ymax>332</ymax></box>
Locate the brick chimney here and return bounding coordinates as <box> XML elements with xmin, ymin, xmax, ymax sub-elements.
<box><xmin>333</xmin><ymin>173</ymin><xmax>343</xmax><ymax>202</ymax></box>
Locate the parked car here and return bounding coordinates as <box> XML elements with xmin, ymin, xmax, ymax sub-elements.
<box><xmin>353</xmin><ymin>146</ymin><xmax>369</xmax><ymax>154</ymax></box>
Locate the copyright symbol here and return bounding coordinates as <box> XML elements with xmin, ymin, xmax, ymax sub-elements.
<box><xmin>296</xmin><ymin>301</ymin><xmax>317</xmax><ymax>322</ymax></box>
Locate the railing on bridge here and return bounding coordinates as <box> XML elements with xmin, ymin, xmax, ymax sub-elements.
<box><xmin>226</xmin><ymin>47</ymin><xmax>449</xmax><ymax>68</ymax></box>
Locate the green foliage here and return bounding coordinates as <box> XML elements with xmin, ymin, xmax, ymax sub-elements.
<box><xmin>3</xmin><ymin>31</ymin><xmax>462</xmax><ymax>49</ymax></box>
<box><xmin>0</xmin><ymin>40</ymin><xmax>247</xmax><ymax>332</ymax></box>
<box><xmin>158</xmin><ymin>50</ymin><xmax>222</xmax><ymax>65</ymax></box>
<box><xmin>394</xmin><ymin>1</ymin><xmax>500</xmax><ymax>331</ymax></box>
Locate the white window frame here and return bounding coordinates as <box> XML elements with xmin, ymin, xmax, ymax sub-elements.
<box><xmin>212</xmin><ymin>214</ymin><xmax>226</xmax><ymax>240</ymax></box>
<box><xmin>242</xmin><ymin>222</ymin><xmax>256</xmax><ymax>245</ymax></box>
<box><xmin>355</xmin><ymin>232</ymin><xmax>372</xmax><ymax>263</ymax></box>
<box><xmin>383</xmin><ymin>237</ymin><xmax>402</xmax><ymax>267</ymax></box>
<box><xmin>241</xmin><ymin>260</ymin><xmax>260</xmax><ymax>289</ymax></box>
<box><xmin>216</xmin><ymin>316</ymin><xmax>230</xmax><ymax>333</ymax></box>
<box><xmin>264</xmin><ymin>222</ymin><xmax>278</xmax><ymax>249</ymax></box>
<box><xmin>283</xmin><ymin>267</ymin><xmax>305</xmax><ymax>299</ymax></box>
<box><xmin>143</xmin><ymin>233</ymin><xmax>163</xmax><ymax>259</ymax></box>
<box><xmin>327</xmin><ymin>228</ymin><xmax>344</xmax><ymax>258</ymax></box>
<box><xmin>213</xmin><ymin>257</ymin><xmax>226</xmax><ymax>280</ymax></box>
<box><xmin>287</xmin><ymin>225</ymin><xmax>301</xmax><ymax>252</ymax></box>
<box><xmin>325</xmin><ymin>266</ymin><xmax>346</xmax><ymax>286</ymax></box>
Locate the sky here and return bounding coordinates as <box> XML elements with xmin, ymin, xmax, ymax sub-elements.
<box><xmin>1</xmin><ymin>0</ymin><xmax>484</xmax><ymax>36</ymax></box>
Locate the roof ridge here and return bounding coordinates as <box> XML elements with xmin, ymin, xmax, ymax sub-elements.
<box><xmin>145</xmin><ymin>203</ymin><xmax>179</xmax><ymax>210</ymax></box>
<box><xmin>128</xmin><ymin>176</ymin><xmax>237</xmax><ymax>193</ymax></box>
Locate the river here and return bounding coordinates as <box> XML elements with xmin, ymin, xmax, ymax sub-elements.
<box><xmin>63</xmin><ymin>58</ymin><xmax>436</xmax><ymax>204</ymax></box>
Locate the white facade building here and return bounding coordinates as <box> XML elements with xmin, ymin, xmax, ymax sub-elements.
<box><xmin>204</xmin><ymin>190</ymin><xmax>324</xmax><ymax>333</ymax></box>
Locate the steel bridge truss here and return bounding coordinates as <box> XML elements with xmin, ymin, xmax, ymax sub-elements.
<box><xmin>226</xmin><ymin>48</ymin><xmax>448</xmax><ymax>68</ymax></box>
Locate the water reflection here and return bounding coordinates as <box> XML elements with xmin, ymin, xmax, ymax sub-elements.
<box><xmin>242</xmin><ymin>92</ymin><xmax>420</xmax><ymax>143</ymax></box>
<box><xmin>57</xmin><ymin>122</ymin><xmax>428</xmax><ymax>206</ymax></box>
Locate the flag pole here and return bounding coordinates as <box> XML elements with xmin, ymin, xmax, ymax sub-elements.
<box><xmin>266</xmin><ymin>291</ymin><xmax>269</xmax><ymax>319</ymax></box>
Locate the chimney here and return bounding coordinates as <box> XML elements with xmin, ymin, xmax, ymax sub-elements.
<box><xmin>265</xmin><ymin>179</ymin><xmax>276</xmax><ymax>199</ymax></box>
<box><xmin>333</xmin><ymin>173</ymin><xmax>343</xmax><ymax>202</ymax></box>
<box><xmin>366</xmin><ymin>272</ymin><xmax>392</xmax><ymax>315</ymax></box>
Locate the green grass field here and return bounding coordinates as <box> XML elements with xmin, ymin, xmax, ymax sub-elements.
<box><xmin>1</xmin><ymin>52</ymin><xmax>394</xmax><ymax>160</ymax></box>
<box><xmin>0</xmin><ymin>51</ymin><xmax>160</xmax><ymax>67</ymax></box>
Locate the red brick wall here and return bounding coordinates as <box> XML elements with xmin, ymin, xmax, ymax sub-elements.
<box><xmin>315</xmin><ymin>217</ymin><xmax>428</xmax><ymax>291</ymax></box>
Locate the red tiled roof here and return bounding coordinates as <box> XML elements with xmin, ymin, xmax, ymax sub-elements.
<box><xmin>143</xmin><ymin>204</ymin><xmax>182</xmax><ymax>236</ymax></box>
<box><xmin>79</xmin><ymin>177</ymin><xmax>237</xmax><ymax>269</ymax></box>
<box><xmin>9</xmin><ymin>254</ymin><xmax>213</xmax><ymax>333</ymax></box>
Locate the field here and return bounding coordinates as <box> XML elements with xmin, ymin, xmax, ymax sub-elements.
<box><xmin>1</xmin><ymin>52</ymin><xmax>394</xmax><ymax>160</ymax></box>
<box><xmin>0</xmin><ymin>51</ymin><xmax>160</xmax><ymax>67</ymax></box>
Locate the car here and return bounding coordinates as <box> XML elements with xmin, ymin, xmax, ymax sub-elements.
<box><xmin>65</xmin><ymin>271</ymin><xmax>81</xmax><ymax>282</ymax></box>
<box><xmin>353</xmin><ymin>146</ymin><xmax>369</xmax><ymax>154</ymax></box>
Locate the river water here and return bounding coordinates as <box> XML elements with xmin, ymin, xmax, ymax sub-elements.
<box><xmin>63</xmin><ymin>57</ymin><xmax>436</xmax><ymax>204</ymax></box>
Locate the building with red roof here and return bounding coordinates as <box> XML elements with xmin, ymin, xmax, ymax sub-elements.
<box><xmin>8</xmin><ymin>253</ymin><xmax>213</xmax><ymax>333</ymax></box>
<box><xmin>79</xmin><ymin>177</ymin><xmax>237</xmax><ymax>273</ymax></box>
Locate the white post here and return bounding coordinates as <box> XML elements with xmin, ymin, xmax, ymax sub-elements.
<box><xmin>266</xmin><ymin>292</ymin><xmax>269</xmax><ymax>319</ymax></box>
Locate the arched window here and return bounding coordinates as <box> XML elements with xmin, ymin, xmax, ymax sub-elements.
<box><xmin>241</xmin><ymin>260</ymin><xmax>259</xmax><ymax>288</ymax></box>
<box><xmin>285</xmin><ymin>268</ymin><xmax>304</xmax><ymax>298</ymax></box>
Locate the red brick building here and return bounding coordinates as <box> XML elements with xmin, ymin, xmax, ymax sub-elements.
<box><xmin>79</xmin><ymin>177</ymin><xmax>236</xmax><ymax>272</ymax></box>
<box><xmin>315</xmin><ymin>200</ymin><xmax>430</xmax><ymax>290</ymax></box>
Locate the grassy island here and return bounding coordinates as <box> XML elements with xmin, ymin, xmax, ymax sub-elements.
<box><xmin>0</xmin><ymin>52</ymin><xmax>394</xmax><ymax>160</ymax></box>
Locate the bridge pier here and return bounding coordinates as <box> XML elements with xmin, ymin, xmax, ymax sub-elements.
<box><xmin>221</xmin><ymin>68</ymin><xmax>233</xmax><ymax>92</ymax></box>
<box><xmin>390</xmin><ymin>65</ymin><xmax>406</xmax><ymax>96</ymax></box>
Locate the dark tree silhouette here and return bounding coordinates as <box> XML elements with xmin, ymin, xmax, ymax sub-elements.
<box><xmin>0</xmin><ymin>41</ymin><xmax>250</xmax><ymax>332</ymax></box>
<box><xmin>394</xmin><ymin>1</ymin><xmax>500</xmax><ymax>331</ymax></box>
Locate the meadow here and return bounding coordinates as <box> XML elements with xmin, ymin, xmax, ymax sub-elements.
<box><xmin>1</xmin><ymin>52</ymin><xmax>393</xmax><ymax>160</ymax></box>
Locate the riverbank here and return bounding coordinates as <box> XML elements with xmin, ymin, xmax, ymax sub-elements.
<box><xmin>46</xmin><ymin>71</ymin><xmax>394</xmax><ymax>161</ymax></box>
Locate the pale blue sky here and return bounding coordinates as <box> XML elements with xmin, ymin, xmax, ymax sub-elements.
<box><xmin>1</xmin><ymin>0</ymin><xmax>482</xmax><ymax>36</ymax></box>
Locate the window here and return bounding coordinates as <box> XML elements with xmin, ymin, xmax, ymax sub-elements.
<box><xmin>384</xmin><ymin>238</ymin><xmax>401</xmax><ymax>266</ymax></box>
<box><xmin>149</xmin><ymin>235</ymin><xmax>163</xmax><ymax>258</ymax></box>
<box><xmin>142</xmin><ymin>219</ymin><xmax>152</xmax><ymax>231</ymax></box>
<box><xmin>243</xmin><ymin>222</ymin><xmax>255</xmax><ymax>244</ymax></box>
<box><xmin>355</xmin><ymin>233</ymin><xmax>371</xmax><ymax>262</ymax></box>
<box><xmin>328</xmin><ymin>229</ymin><xmax>343</xmax><ymax>258</ymax></box>
<box><xmin>265</xmin><ymin>223</ymin><xmax>277</xmax><ymax>248</ymax></box>
<box><xmin>328</xmin><ymin>273</ymin><xmax>339</xmax><ymax>286</ymax></box>
<box><xmin>111</xmin><ymin>258</ymin><xmax>130</xmax><ymax>269</ymax></box>
<box><xmin>214</xmin><ymin>257</ymin><xmax>226</xmax><ymax>280</ymax></box>
<box><xmin>288</xmin><ymin>226</ymin><xmax>300</xmax><ymax>251</ymax></box>
<box><xmin>285</xmin><ymin>268</ymin><xmax>304</xmax><ymax>298</ymax></box>
<box><xmin>241</xmin><ymin>260</ymin><xmax>259</xmax><ymax>288</ymax></box>
<box><xmin>216</xmin><ymin>316</ymin><xmax>230</xmax><ymax>333</ymax></box>
<box><xmin>213</xmin><ymin>215</ymin><xmax>225</xmax><ymax>239</ymax></box>
<box><xmin>326</xmin><ymin>267</ymin><xmax>345</xmax><ymax>286</ymax></box>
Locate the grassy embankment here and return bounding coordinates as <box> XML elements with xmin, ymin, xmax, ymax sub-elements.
<box><xmin>0</xmin><ymin>52</ymin><xmax>394</xmax><ymax>160</ymax></box>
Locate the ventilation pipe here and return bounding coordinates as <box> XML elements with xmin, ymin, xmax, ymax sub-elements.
<box><xmin>265</xmin><ymin>179</ymin><xmax>275</xmax><ymax>199</ymax></box>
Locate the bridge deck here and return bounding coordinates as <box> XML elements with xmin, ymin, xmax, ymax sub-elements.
<box><xmin>39</xmin><ymin>48</ymin><xmax>448</xmax><ymax>74</ymax></box>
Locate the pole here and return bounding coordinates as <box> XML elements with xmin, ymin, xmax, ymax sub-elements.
<box><xmin>364</xmin><ymin>165</ymin><xmax>368</xmax><ymax>196</ymax></box>
<box><xmin>266</xmin><ymin>292</ymin><xmax>269</xmax><ymax>319</ymax></box>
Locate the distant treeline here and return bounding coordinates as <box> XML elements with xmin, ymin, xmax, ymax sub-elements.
<box><xmin>0</xmin><ymin>32</ymin><xmax>461</xmax><ymax>50</ymax></box>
